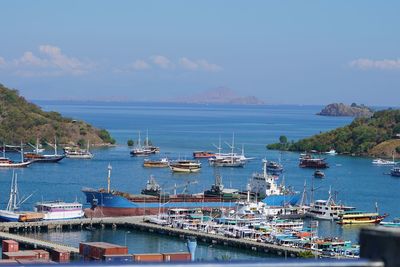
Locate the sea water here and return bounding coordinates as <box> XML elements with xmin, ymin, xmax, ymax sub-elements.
<box><xmin>1</xmin><ymin>102</ymin><xmax>398</xmax><ymax>260</ymax></box>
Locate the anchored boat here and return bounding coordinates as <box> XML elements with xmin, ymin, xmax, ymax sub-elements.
<box><xmin>82</xmin><ymin>165</ymin><xmax>238</xmax><ymax>217</ymax></box>
<box><xmin>169</xmin><ymin>160</ymin><xmax>201</xmax><ymax>173</ymax></box>
<box><xmin>143</xmin><ymin>157</ymin><xmax>169</xmax><ymax>168</ymax></box>
<box><xmin>337</xmin><ymin>210</ymin><xmax>387</xmax><ymax>225</ymax></box>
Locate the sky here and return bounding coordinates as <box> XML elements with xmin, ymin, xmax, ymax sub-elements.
<box><xmin>0</xmin><ymin>1</ymin><xmax>399</xmax><ymax>105</ymax></box>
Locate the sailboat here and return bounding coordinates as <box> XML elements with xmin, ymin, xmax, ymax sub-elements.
<box><xmin>130</xmin><ymin>131</ymin><xmax>159</xmax><ymax>156</ymax></box>
<box><xmin>208</xmin><ymin>134</ymin><xmax>248</xmax><ymax>167</ymax></box>
<box><xmin>0</xmin><ymin>172</ymin><xmax>35</xmax><ymax>222</ymax></box>
<box><xmin>24</xmin><ymin>137</ymin><xmax>65</xmax><ymax>163</ymax></box>
<box><xmin>0</xmin><ymin>143</ymin><xmax>32</xmax><ymax>168</ymax></box>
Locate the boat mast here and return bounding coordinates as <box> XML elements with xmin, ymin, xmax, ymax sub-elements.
<box><xmin>145</xmin><ymin>129</ymin><xmax>149</xmax><ymax>147</ymax></box>
<box><xmin>54</xmin><ymin>136</ymin><xmax>57</xmax><ymax>156</ymax></box>
<box><xmin>20</xmin><ymin>141</ymin><xmax>24</xmax><ymax>163</ymax></box>
<box><xmin>13</xmin><ymin>173</ymin><xmax>18</xmax><ymax>211</ymax></box>
<box><xmin>6</xmin><ymin>171</ymin><xmax>15</xmax><ymax>211</ymax></box>
<box><xmin>107</xmin><ymin>164</ymin><xmax>112</xmax><ymax>193</ymax></box>
<box><xmin>36</xmin><ymin>137</ymin><xmax>39</xmax><ymax>153</ymax></box>
<box><xmin>3</xmin><ymin>143</ymin><xmax>5</xmax><ymax>158</ymax></box>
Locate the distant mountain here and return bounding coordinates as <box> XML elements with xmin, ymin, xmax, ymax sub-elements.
<box><xmin>317</xmin><ymin>103</ymin><xmax>373</xmax><ymax>117</ymax></box>
<box><xmin>0</xmin><ymin>83</ymin><xmax>115</xmax><ymax>146</ymax></box>
<box><xmin>175</xmin><ymin>87</ymin><xmax>265</xmax><ymax>105</ymax></box>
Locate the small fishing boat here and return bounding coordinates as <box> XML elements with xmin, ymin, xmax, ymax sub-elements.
<box><xmin>314</xmin><ymin>170</ymin><xmax>325</xmax><ymax>178</ymax></box>
<box><xmin>143</xmin><ymin>158</ymin><xmax>169</xmax><ymax>168</ymax></box>
<box><xmin>34</xmin><ymin>201</ymin><xmax>84</xmax><ymax>220</ymax></box>
<box><xmin>372</xmin><ymin>157</ymin><xmax>397</xmax><ymax>166</ymax></box>
<box><xmin>193</xmin><ymin>151</ymin><xmax>215</xmax><ymax>159</ymax></box>
<box><xmin>325</xmin><ymin>149</ymin><xmax>337</xmax><ymax>155</ymax></box>
<box><xmin>265</xmin><ymin>160</ymin><xmax>283</xmax><ymax>174</ymax></box>
<box><xmin>380</xmin><ymin>218</ymin><xmax>400</xmax><ymax>228</ymax></box>
<box><xmin>169</xmin><ymin>160</ymin><xmax>201</xmax><ymax>173</ymax></box>
<box><xmin>390</xmin><ymin>167</ymin><xmax>400</xmax><ymax>177</ymax></box>
<box><xmin>337</xmin><ymin>210</ymin><xmax>387</xmax><ymax>225</ymax></box>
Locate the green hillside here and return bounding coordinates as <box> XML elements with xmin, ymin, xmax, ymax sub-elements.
<box><xmin>267</xmin><ymin>109</ymin><xmax>400</xmax><ymax>157</ymax></box>
<box><xmin>0</xmin><ymin>83</ymin><xmax>115</xmax><ymax>146</ymax></box>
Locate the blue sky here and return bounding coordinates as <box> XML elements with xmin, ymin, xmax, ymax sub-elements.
<box><xmin>0</xmin><ymin>1</ymin><xmax>399</xmax><ymax>105</ymax></box>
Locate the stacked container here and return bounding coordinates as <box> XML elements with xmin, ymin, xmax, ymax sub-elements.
<box><xmin>50</xmin><ymin>249</ymin><xmax>70</xmax><ymax>263</ymax></box>
<box><xmin>132</xmin><ymin>253</ymin><xmax>164</xmax><ymax>262</ymax></box>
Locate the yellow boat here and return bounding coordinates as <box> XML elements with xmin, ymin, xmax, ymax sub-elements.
<box><xmin>337</xmin><ymin>210</ymin><xmax>387</xmax><ymax>225</ymax></box>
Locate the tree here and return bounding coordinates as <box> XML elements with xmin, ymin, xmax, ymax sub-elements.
<box><xmin>127</xmin><ymin>139</ymin><xmax>134</xmax><ymax>146</ymax></box>
<box><xmin>279</xmin><ymin>135</ymin><xmax>288</xmax><ymax>144</ymax></box>
<box><xmin>396</xmin><ymin>146</ymin><xmax>400</xmax><ymax>154</ymax></box>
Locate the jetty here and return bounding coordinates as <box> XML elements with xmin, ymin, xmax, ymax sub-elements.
<box><xmin>0</xmin><ymin>216</ymin><xmax>316</xmax><ymax>258</ymax></box>
<box><xmin>0</xmin><ymin>231</ymin><xmax>79</xmax><ymax>255</ymax></box>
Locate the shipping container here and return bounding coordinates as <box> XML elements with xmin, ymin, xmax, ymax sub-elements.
<box><xmin>133</xmin><ymin>253</ymin><xmax>164</xmax><ymax>262</ymax></box>
<box><xmin>1</xmin><ymin>240</ymin><xmax>19</xmax><ymax>253</ymax></box>
<box><xmin>32</xmin><ymin>250</ymin><xmax>50</xmax><ymax>260</ymax></box>
<box><xmin>79</xmin><ymin>242</ymin><xmax>128</xmax><ymax>259</ymax></box>
<box><xmin>2</xmin><ymin>251</ymin><xmax>37</xmax><ymax>260</ymax></box>
<box><xmin>50</xmin><ymin>249</ymin><xmax>70</xmax><ymax>262</ymax></box>
<box><xmin>102</xmin><ymin>254</ymin><xmax>133</xmax><ymax>263</ymax></box>
<box><xmin>16</xmin><ymin>259</ymin><xmax>55</xmax><ymax>265</ymax></box>
<box><xmin>18</xmin><ymin>212</ymin><xmax>44</xmax><ymax>222</ymax></box>
<box><xmin>0</xmin><ymin>259</ymin><xmax>18</xmax><ymax>265</ymax></box>
<box><xmin>162</xmin><ymin>252</ymin><xmax>192</xmax><ymax>262</ymax></box>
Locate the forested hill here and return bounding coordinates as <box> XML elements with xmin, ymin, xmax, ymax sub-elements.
<box><xmin>267</xmin><ymin>109</ymin><xmax>400</xmax><ymax>158</ymax></box>
<box><xmin>0</xmin><ymin>83</ymin><xmax>115</xmax><ymax>146</ymax></box>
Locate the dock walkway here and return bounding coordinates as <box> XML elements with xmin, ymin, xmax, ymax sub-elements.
<box><xmin>0</xmin><ymin>231</ymin><xmax>79</xmax><ymax>254</ymax></box>
<box><xmin>0</xmin><ymin>216</ymin><xmax>316</xmax><ymax>258</ymax></box>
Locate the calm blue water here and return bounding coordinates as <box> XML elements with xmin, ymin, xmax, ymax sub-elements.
<box><xmin>1</xmin><ymin>102</ymin><xmax>398</xmax><ymax>259</ymax></box>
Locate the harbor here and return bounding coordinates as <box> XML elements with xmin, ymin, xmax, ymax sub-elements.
<box><xmin>0</xmin><ymin>216</ymin><xmax>319</xmax><ymax>258</ymax></box>
<box><xmin>0</xmin><ymin>103</ymin><xmax>399</xmax><ymax>263</ymax></box>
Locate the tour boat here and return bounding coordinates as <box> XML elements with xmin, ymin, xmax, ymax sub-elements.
<box><xmin>24</xmin><ymin>138</ymin><xmax>65</xmax><ymax>163</ymax></box>
<box><xmin>0</xmin><ymin>144</ymin><xmax>32</xmax><ymax>168</ymax></box>
<box><xmin>169</xmin><ymin>160</ymin><xmax>201</xmax><ymax>173</ymax></box>
<box><xmin>390</xmin><ymin>167</ymin><xmax>400</xmax><ymax>177</ymax></box>
<box><xmin>208</xmin><ymin>135</ymin><xmax>250</xmax><ymax>167</ymax></box>
<box><xmin>64</xmin><ymin>143</ymin><xmax>93</xmax><ymax>159</ymax></box>
<box><xmin>337</xmin><ymin>210</ymin><xmax>387</xmax><ymax>225</ymax></box>
<box><xmin>193</xmin><ymin>151</ymin><xmax>216</xmax><ymax>159</ymax></box>
<box><xmin>265</xmin><ymin>160</ymin><xmax>284</xmax><ymax>174</ymax></box>
<box><xmin>307</xmin><ymin>189</ymin><xmax>355</xmax><ymax>220</ymax></box>
<box><xmin>299</xmin><ymin>154</ymin><xmax>329</xmax><ymax>168</ymax></box>
<box><xmin>143</xmin><ymin>158</ymin><xmax>169</xmax><ymax>168</ymax></box>
<box><xmin>130</xmin><ymin>131</ymin><xmax>159</xmax><ymax>156</ymax></box>
<box><xmin>34</xmin><ymin>201</ymin><xmax>84</xmax><ymax>220</ymax></box>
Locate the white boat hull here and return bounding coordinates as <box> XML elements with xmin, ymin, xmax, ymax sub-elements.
<box><xmin>0</xmin><ymin>210</ymin><xmax>20</xmax><ymax>222</ymax></box>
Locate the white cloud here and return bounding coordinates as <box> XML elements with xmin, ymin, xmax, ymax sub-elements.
<box><xmin>196</xmin><ymin>59</ymin><xmax>222</xmax><ymax>72</ymax></box>
<box><xmin>1</xmin><ymin>45</ymin><xmax>95</xmax><ymax>77</ymax></box>
<box><xmin>131</xmin><ymin>59</ymin><xmax>151</xmax><ymax>70</ymax></box>
<box><xmin>349</xmin><ymin>58</ymin><xmax>400</xmax><ymax>70</ymax></box>
<box><xmin>179</xmin><ymin>57</ymin><xmax>222</xmax><ymax>72</ymax></box>
<box><xmin>150</xmin><ymin>55</ymin><xmax>174</xmax><ymax>69</ymax></box>
<box><xmin>179</xmin><ymin>57</ymin><xmax>199</xmax><ymax>70</ymax></box>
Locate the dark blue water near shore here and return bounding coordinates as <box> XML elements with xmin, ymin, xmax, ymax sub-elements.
<box><xmin>1</xmin><ymin>102</ymin><xmax>398</xmax><ymax>260</ymax></box>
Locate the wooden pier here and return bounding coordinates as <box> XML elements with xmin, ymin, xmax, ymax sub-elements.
<box><xmin>0</xmin><ymin>216</ymin><xmax>318</xmax><ymax>258</ymax></box>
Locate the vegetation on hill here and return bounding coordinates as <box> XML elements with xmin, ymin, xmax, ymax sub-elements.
<box><xmin>0</xmin><ymin>83</ymin><xmax>115</xmax><ymax>146</ymax></box>
<box><xmin>317</xmin><ymin>103</ymin><xmax>373</xmax><ymax>117</ymax></box>
<box><xmin>267</xmin><ymin>109</ymin><xmax>400</xmax><ymax>158</ymax></box>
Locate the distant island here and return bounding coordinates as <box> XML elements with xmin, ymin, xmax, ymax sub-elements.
<box><xmin>174</xmin><ymin>87</ymin><xmax>265</xmax><ymax>105</ymax></box>
<box><xmin>317</xmin><ymin>103</ymin><xmax>373</xmax><ymax>117</ymax></box>
<box><xmin>267</xmin><ymin>109</ymin><xmax>400</xmax><ymax>158</ymax></box>
<box><xmin>0</xmin><ymin>83</ymin><xmax>115</xmax><ymax>146</ymax></box>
